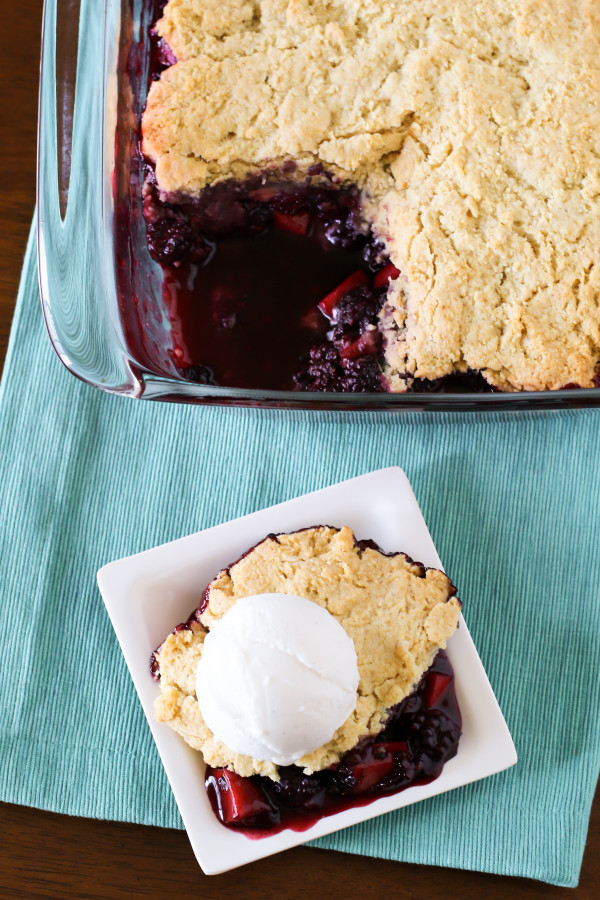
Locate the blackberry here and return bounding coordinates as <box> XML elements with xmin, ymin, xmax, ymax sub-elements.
<box><xmin>340</xmin><ymin>355</ymin><xmax>383</xmax><ymax>392</ymax></box>
<box><xmin>269</xmin><ymin>768</ymin><xmax>326</xmax><ymax>811</ymax></box>
<box><xmin>178</xmin><ymin>365</ymin><xmax>217</xmax><ymax>385</ymax></box>
<box><xmin>407</xmin><ymin>710</ymin><xmax>461</xmax><ymax>765</ymax></box>
<box><xmin>295</xmin><ymin>342</ymin><xmax>344</xmax><ymax>392</ymax></box>
<box><xmin>323</xmin><ymin>216</ymin><xmax>366</xmax><ymax>251</ymax></box>
<box><xmin>331</xmin><ymin>286</ymin><xmax>382</xmax><ymax>338</ymax></box>
<box><xmin>146</xmin><ymin>215</ymin><xmax>194</xmax><ymax>266</ymax></box>
<box><xmin>363</xmin><ymin>239</ymin><xmax>387</xmax><ymax>271</ymax></box>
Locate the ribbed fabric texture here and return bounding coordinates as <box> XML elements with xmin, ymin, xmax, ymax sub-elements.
<box><xmin>1</xmin><ymin>224</ymin><xmax>599</xmax><ymax>887</ymax></box>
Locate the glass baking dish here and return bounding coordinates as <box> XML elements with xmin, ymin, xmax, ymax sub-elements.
<box><xmin>37</xmin><ymin>0</ymin><xmax>600</xmax><ymax>411</ymax></box>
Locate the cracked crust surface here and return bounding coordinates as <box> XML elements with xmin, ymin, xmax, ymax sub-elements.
<box><xmin>154</xmin><ymin>526</ymin><xmax>461</xmax><ymax>779</ymax></box>
<box><xmin>142</xmin><ymin>0</ymin><xmax>600</xmax><ymax>391</ymax></box>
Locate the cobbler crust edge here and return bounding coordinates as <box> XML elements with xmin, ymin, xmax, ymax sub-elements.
<box><xmin>154</xmin><ymin>525</ymin><xmax>461</xmax><ymax>779</ymax></box>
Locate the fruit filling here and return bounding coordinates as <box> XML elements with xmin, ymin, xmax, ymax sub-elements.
<box><xmin>142</xmin><ymin>170</ymin><xmax>394</xmax><ymax>391</ymax></box>
<box><xmin>205</xmin><ymin>649</ymin><xmax>460</xmax><ymax>836</ymax></box>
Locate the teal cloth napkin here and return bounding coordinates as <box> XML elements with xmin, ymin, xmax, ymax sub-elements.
<box><xmin>1</xmin><ymin>224</ymin><xmax>599</xmax><ymax>887</ymax></box>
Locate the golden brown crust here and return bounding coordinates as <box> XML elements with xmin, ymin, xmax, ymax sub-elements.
<box><xmin>143</xmin><ymin>0</ymin><xmax>600</xmax><ymax>392</ymax></box>
<box><xmin>154</xmin><ymin>526</ymin><xmax>460</xmax><ymax>778</ymax></box>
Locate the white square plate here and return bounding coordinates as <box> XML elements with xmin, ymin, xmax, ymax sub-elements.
<box><xmin>97</xmin><ymin>467</ymin><xmax>517</xmax><ymax>874</ymax></box>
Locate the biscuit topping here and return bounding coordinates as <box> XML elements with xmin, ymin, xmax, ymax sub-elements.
<box><xmin>154</xmin><ymin>526</ymin><xmax>461</xmax><ymax>778</ymax></box>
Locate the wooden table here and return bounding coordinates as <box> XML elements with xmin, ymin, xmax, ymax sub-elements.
<box><xmin>0</xmin><ymin>2</ymin><xmax>598</xmax><ymax>897</ymax></box>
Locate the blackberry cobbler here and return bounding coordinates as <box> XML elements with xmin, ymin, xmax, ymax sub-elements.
<box><xmin>151</xmin><ymin>526</ymin><xmax>462</xmax><ymax>835</ymax></box>
<box><xmin>134</xmin><ymin>0</ymin><xmax>600</xmax><ymax>393</ymax></box>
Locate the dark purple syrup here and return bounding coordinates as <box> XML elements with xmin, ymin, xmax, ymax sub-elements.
<box><xmin>205</xmin><ymin>650</ymin><xmax>461</xmax><ymax>837</ymax></box>
<box><xmin>142</xmin><ymin>172</ymin><xmax>390</xmax><ymax>390</ymax></box>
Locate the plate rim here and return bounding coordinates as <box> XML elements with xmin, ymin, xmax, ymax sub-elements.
<box><xmin>97</xmin><ymin>466</ymin><xmax>517</xmax><ymax>874</ymax></box>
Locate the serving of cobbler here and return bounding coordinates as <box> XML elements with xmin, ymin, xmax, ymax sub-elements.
<box><xmin>151</xmin><ymin>526</ymin><xmax>462</xmax><ymax>834</ymax></box>
<box><xmin>128</xmin><ymin>0</ymin><xmax>600</xmax><ymax>394</ymax></box>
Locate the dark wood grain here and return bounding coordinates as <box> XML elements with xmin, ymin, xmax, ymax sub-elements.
<box><xmin>0</xmin><ymin>794</ymin><xmax>598</xmax><ymax>900</ymax></box>
<box><xmin>0</xmin><ymin>1</ymin><xmax>41</xmax><ymax>357</ymax></box>
<box><xmin>0</xmin><ymin>2</ymin><xmax>598</xmax><ymax>897</ymax></box>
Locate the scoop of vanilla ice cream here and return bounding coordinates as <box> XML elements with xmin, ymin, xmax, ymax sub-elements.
<box><xmin>195</xmin><ymin>593</ymin><xmax>359</xmax><ymax>766</ymax></box>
